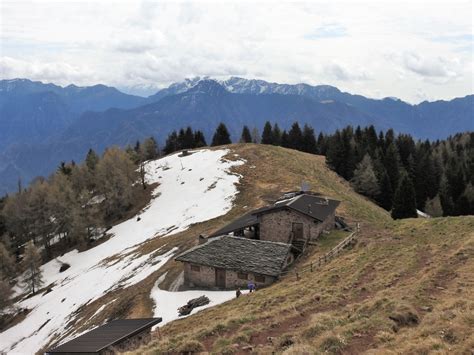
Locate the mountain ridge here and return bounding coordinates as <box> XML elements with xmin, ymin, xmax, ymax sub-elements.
<box><xmin>0</xmin><ymin>77</ymin><xmax>472</xmax><ymax>194</ymax></box>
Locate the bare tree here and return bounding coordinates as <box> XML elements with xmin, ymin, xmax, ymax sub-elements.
<box><xmin>22</xmin><ymin>240</ymin><xmax>44</xmax><ymax>295</ymax></box>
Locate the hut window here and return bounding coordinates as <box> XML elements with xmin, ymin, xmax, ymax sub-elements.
<box><xmin>191</xmin><ymin>265</ymin><xmax>200</xmax><ymax>272</ymax></box>
<box><xmin>237</xmin><ymin>272</ymin><xmax>248</xmax><ymax>280</ymax></box>
<box><xmin>255</xmin><ymin>275</ymin><xmax>265</xmax><ymax>283</ymax></box>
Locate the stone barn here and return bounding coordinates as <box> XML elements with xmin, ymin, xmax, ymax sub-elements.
<box><xmin>46</xmin><ymin>318</ymin><xmax>162</xmax><ymax>355</ymax></box>
<box><xmin>175</xmin><ymin>236</ymin><xmax>292</xmax><ymax>289</ymax></box>
<box><xmin>210</xmin><ymin>192</ymin><xmax>340</xmax><ymax>253</ymax></box>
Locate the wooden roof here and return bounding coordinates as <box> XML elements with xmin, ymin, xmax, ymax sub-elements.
<box><xmin>175</xmin><ymin>236</ymin><xmax>291</xmax><ymax>277</ymax></box>
<box><xmin>46</xmin><ymin>318</ymin><xmax>161</xmax><ymax>354</ymax></box>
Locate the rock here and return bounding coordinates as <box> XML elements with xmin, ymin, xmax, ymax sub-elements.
<box><xmin>242</xmin><ymin>345</ymin><xmax>253</xmax><ymax>351</ymax></box>
<box><xmin>421</xmin><ymin>306</ymin><xmax>432</xmax><ymax>312</ymax></box>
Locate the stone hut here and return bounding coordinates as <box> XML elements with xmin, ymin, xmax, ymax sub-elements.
<box><xmin>46</xmin><ymin>318</ymin><xmax>161</xmax><ymax>355</ymax></box>
<box><xmin>210</xmin><ymin>192</ymin><xmax>340</xmax><ymax>253</ymax></box>
<box><xmin>175</xmin><ymin>236</ymin><xmax>292</xmax><ymax>289</ymax></box>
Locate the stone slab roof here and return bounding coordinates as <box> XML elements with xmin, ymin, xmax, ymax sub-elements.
<box><xmin>47</xmin><ymin>318</ymin><xmax>162</xmax><ymax>353</ymax></box>
<box><xmin>175</xmin><ymin>236</ymin><xmax>291</xmax><ymax>277</ymax></box>
<box><xmin>253</xmin><ymin>194</ymin><xmax>340</xmax><ymax>222</ymax></box>
<box><xmin>209</xmin><ymin>212</ymin><xmax>258</xmax><ymax>237</ymax></box>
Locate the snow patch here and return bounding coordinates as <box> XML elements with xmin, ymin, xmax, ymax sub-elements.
<box><xmin>0</xmin><ymin>149</ymin><xmax>244</xmax><ymax>354</ymax></box>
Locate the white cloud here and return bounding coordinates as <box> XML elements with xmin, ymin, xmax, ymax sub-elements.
<box><xmin>0</xmin><ymin>0</ymin><xmax>472</xmax><ymax>103</ymax></box>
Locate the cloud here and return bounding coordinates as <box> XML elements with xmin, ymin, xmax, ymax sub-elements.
<box><xmin>324</xmin><ymin>62</ymin><xmax>372</xmax><ymax>81</ymax></box>
<box><xmin>304</xmin><ymin>23</ymin><xmax>348</xmax><ymax>40</ymax></box>
<box><xmin>402</xmin><ymin>52</ymin><xmax>459</xmax><ymax>79</ymax></box>
<box><xmin>0</xmin><ymin>57</ymin><xmax>93</xmax><ymax>85</ymax></box>
<box><xmin>0</xmin><ymin>1</ymin><xmax>472</xmax><ymax>103</ymax></box>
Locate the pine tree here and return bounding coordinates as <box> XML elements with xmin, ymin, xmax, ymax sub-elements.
<box><xmin>287</xmin><ymin>122</ymin><xmax>303</xmax><ymax>150</ymax></box>
<box><xmin>85</xmin><ymin>149</ymin><xmax>99</xmax><ymax>171</ymax></box>
<box><xmin>439</xmin><ymin>176</ymin><xmax>454</xmax><ymax>216</ymax></box>
<box><xmin>211</xmin><ymin>123</ymin><xmax>231</xmax><ymax>146</ymax></box>
<box><xmin>351</xmin><ymin>154</ymin><xmax>380</xmax><ymax>199</ymax></box>
<box><xmin>302</xmin><ymin>124</ymin><xmax>317</xmax><ymax>153</ymax></box>
<box><xmin>240</xmin><ymin>126</ymin><xmax>252</xmax><ymax>143</ymax></box>
<box><xmin>377</xmin><ymin>169</ymin><xmax>393</xmax><ymax>211</ymax></box>
<box><xmin>391</xmin><ymin>173</ymin><xmax>417</xmax><ymax>219</ymax></box>
<box><xmin>194</xmin><ymin>130</ymin><xmax>207</xmax><ymax>147</ymax></box>
<box><xmin>281</xmin><ymin>130</ymin><xmax>289</xmax><ymax>148</ymax></box>
<box><xmin>163</xmin><ymin>131</ymin><xmax>179</xmax><ymax>155</ymax></box>
<box><xmin>22</xmin><ymin>240</ymin><xmax>43</xmax><ymax>295</ymax></box>
<box><xmin>384</xmin><ymin>142</ymin><xmax>400</xmax><ymax>190</ymax></box>
<box><xmin>272</xmin><ymin>124</ymin><xmax>282</xmax><ymax>146</ymax></box>
<box><xmin>261</xmin><ymin>121</ymin><xmax>274</xmax><ymax>145</ymax></box>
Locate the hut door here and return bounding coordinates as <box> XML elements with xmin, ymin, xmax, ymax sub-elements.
<box><xmin>292</xmin><ymin>223</ymin><xmax>304</xmax><ymax>240</ymax></box>
<box><xmin>215</xmin><ymin>268</ymin><xmax>226</xmax><ymax>288</ymax></box>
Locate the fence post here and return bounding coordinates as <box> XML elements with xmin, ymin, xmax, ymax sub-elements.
<box><xmin>296</xmin><ymin>272</ymin><xmax>300</xmax><ymax>281</ymax></box>
<box><xmin>310</xmin><ymin>262</ymin><xmax>313</xmax><ymax>272</ymax></box>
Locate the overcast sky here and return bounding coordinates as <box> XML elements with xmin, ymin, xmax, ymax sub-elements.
<box><xmin>0</xmin><ymin>0</ymin><xmax>472</xmax><ymax>103</ymax></box>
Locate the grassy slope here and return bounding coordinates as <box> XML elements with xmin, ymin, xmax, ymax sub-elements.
<box><xmin>54</xmin><ymin>144</ymin><xmax>472</xmax><ymax>354</ymax></box>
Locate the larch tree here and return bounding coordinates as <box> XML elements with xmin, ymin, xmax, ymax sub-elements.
<box><xmin>0</xmin><ymin>242</ymin><xmax>16</xmax><ymax>279</ymax></box>
<box><xmin>22</xmin><ymin>240</ymin><xmax>44</xmax><ymax>295</ymax></box>
<box><xmin>0</xmin><ymin>272</ymin><xmax>12</xmax><ymax>312</ymax></box>
<box><xmin>351</xmin><ymin>154</ymin><xmax>380</xmax><ymax>199</ymax></box>
<box><xmin>211</xmin><ymin>123</ymin><xmax>232</xmax><ymax>146</ymax></box>
<box><xmin>96</xmin><ymin>147</ymin><xmax>138</xmax><ymax>219</ymax></box>
<box><xmin>391</xmin><ymin>172</ymin><xmax>418</xmax><ymax>219</ymax></box>
<box><xmin>143</xmin><ymin>137</ymin><xmax>159</xmax><ymax>161</ymax></box>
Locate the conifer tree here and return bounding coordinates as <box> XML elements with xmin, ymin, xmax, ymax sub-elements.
<box><xmin>391</xmin><ymin>172</ymin><xmax>417</xmax><ymax>219</ymax></box>
<box><xmin>261</xmin><ymin>121</ymin><xmax>274</xmax><ymax>145</ymax></box>
<box><xmin>163</xmin><ymin>131</ymin><xmax>179</xmax><ymax>155</ymax></box>
<box><xmin>384</xmin><ymin>142</ymin><xmax>400</xmax><ymax>190</ymax></box>
<box><xmin>22</xmin><ymin>240</ymin><xmax>43</xmax><ymax>294</ymax></box>
<box><xmin>287</xmin><ymin>122</ymin><xmax>303</xmax><ymax>150</ymax></box>
<box><xmin>281</xmin><ymin>130</ymin><xmax>289</xmax><ymax>148</ymax></box>
<box><xmin>240</xmin><ymin>126</ymin><xmax>252</xmax><ymax>143</ymax></box>
<box><xmin>85</xmin><ymin>149</ymin><xmax>99</xmax><ymax>172</ymax></box>
<box><xmin>272</xmin><ymin>124</ymin><xmax>282</xmax><ymax>146</ymax></box>
<box><xmin>377</xmin><ymin>170</ymin><xmax>393</xmax><ymax>211</ymax></box>
<box><xmin>211</xmin><ymin>123</ymin><xmax>231</xmax><ymax>146</ymax></box>
<box><xmin>302</xmin><ymin>124</ymin><xmax>317</xmax><ymax>153</ymax></box>
<box><xmin>194</xmin><ymin>130</ymin><xmax>207</xmax><ymax>147</ymax></box>
<box><xmin>351</xmin><ymin>154</ymin><xmax>380</xmax><ymax>199</ymax></box>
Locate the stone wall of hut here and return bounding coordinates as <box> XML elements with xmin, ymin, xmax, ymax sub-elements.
<box><xmin>183</xmin><ymin>263</ymin><xmax>276</xmax><ymax>289</ymax></box>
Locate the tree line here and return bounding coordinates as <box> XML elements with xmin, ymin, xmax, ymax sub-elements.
<box><xmin>1</xmin><ymin>121</ymin><xmax>472</xmax><ymax>311</ymax></box>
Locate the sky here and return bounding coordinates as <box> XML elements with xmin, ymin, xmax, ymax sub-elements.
<box><xmin>0</xmin><ymin>0</ymin><xmax>472</xmax><ymax>103</ymax></box>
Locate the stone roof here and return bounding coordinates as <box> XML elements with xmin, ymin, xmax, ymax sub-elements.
<box><xmin>209</xmin><ymin>212</ymin><xmax>258</xmax><ymax>237</ymax></box>
<box><xmin>210</xmin><ymin>193</ymin><xmax>340</xmax><ymax>237</ymax></box>
<box><xmin>47</xmin><ymin>318</ymin><xmax>162</xmax><ymax>353</ymax></box>
<box><xmin>253</xmin><ymin>194</ymin><xmax>340</xmax><ymax>222</ymax></box>
<box><xmin>175</xmin><ymin>236</ymin><xmax>291</xmax><ymax>277</ymax></box>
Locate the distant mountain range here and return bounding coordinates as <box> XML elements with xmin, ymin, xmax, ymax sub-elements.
<box><xmin>0</xmin><ymin>77</ymin><xmax>472</xmax><ymax>194</ymax></box>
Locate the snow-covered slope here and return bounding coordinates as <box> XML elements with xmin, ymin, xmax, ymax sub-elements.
<box><xmin>0</xmin><ymin>149</ymin><xmax>244</xmax><ymax>354</ymax></box>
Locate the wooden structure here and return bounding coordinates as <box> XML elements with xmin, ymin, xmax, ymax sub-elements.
<box><xmin>46</xmin><ymin>318</ymin><xmax>161</xmax><ymax>355</ymax></box>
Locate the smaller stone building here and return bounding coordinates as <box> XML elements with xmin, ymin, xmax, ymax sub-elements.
<box><xmin>46</xmin><ymin>318</ymin><xmax>161</xmax><ymax>355</ymax></box>
<box><xmin>175</xmin><ymin>236</ymin><xmax>292</xmax><ymax>289</ymax></box>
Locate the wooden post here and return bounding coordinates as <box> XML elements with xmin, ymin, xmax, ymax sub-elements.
<box><xmin>310</xmin><ymin>262</ymin><xmax>313</xmax><ymax>272</ymax></box>
<box><xmin>296</xmin><ymin>272</ymin><xmax>300</xmax><ymax>281</ymax></box>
